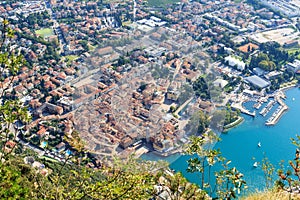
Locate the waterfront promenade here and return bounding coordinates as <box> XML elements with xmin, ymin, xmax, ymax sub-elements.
<box><xmin>231</xmin><ymin>102</ymin><xmax>256</xmax><ymax>117</ymax></box>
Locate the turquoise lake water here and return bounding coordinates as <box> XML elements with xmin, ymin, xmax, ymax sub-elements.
<box><xmin>142</xmin><ymin>87</ymin><xmax>300</xmax><ymax>193</ymax></box>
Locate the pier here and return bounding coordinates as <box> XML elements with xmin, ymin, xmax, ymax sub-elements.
<box><xmin>265</xmin><ymin>92</ymin><xmax>288</xmax><ymax>126</ymax></box>
<box><xmin>259</xmin><ymin>99</ymin><xmax>275</xmax><ymax>117</ymax></box>
<box><xmin>253</xmin><ymin>102</ymin><xmax>262</xmax><ymax>109</ymax></box>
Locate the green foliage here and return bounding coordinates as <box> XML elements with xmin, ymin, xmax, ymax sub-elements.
<box><xmin>209</xmin><ymin>106</ymin><xmax>241</xmax><ymax>132</ymax></box>
<box><xmin>0</xmin><ymin>158</ymin><xmax>32</xmax><ymax>199</ymax></box>
<box><xmin>1</xmin><ymin>155</ymin><xmax>167</xmax><ymax>200</ymax></box>
<box><xmin>0</xmin><ymin>20</ymin><xmax>31</xmax><ymax>160</ymax></box>
<box><xmin>185</xmin><ymin>110</ymin><xmax>210</xmax><ymax>136</ymax></box>
<box><xmin>258</xmin><ymin>60</ymin><xmax>276</xmax><ymax>71</ymax></box>
<box><xmin>275</xmin><ymin>135</ymin><xmax>300</xmax><ymax>194</ymax></box>
<box><xmin>249</xmin><ymin>53</ymin><xmax>271</xmax><ymax>70</ymax></box>
<box><xmin>186</xmin><ymin>133</ymin><xmax>247</xmax><ymax>199</ymax></box>
<box><xmin>177</xmin><ymin>84</ymin><xmax>193</xmax><ymax>105</ymax></box>
<box><xmin>249</xmin><ymin>42</ymin><xmax>290</xmax><ymax>71</ymax></box>
<box><xmin>151</xmin><ymin>64</ymin><xmax>171</xmax><ymax>79</ymax></box>
<box><xmin>155</xmin><ymin>171</ymin><xmax>209</xmax><ymax>200</ymax></box>
<box><xmin>193</xmin><ymin>76</ymin><xmax>210</xmax><ymax>100</ymax></box>
<box><xmin>169</xmin><ymin>105</ymin><xmax>176</xmax><ymax>113</ymax></box>
<box><xmin>29</xmin><ymin>157</ymin><xmax>163</xmax><ymax>200</ymax></box>
<box><xmin>261</xmin><ymin>154</ymin><xmax>275</xmax><ymax>189</ymax></box>
<box><xmin>215</xmin><ymin>165</ymin><xmax>247</xmax><ymax>199</ymax></box>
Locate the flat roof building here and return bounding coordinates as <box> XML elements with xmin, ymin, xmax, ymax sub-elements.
<box><xmin>224</xmin><ymin>56</ymin><xmax>245</xmax><ymax>71</ymax></box>
<box><xmin>286</xmin><ymin>59</ymin><xmax>300</xmax><ymax>72</ymax></box>
<box><xmin>244</xmin><ymin>75</ymin><xmax>270</xmax><ymax>89</ymax></box>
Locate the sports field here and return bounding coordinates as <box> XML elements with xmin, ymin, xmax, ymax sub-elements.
<box><xmin>35</xmin><ymin>28</ymin><xmax>54</xmax><ymax>38</ymax></box>
<box><xmin>238</xmin><ymin>43</ymin><xmax>259</xmax><ymax>53</ymax></box>
<box><xmin>147</xmin><ymin>0</ymin><xmax>180</xmax><ymax>7</ymax></box>
<box><xmin>250</xmin><ymin>27</ymin><xmax>300</xmax><ymax>45</ymax></box>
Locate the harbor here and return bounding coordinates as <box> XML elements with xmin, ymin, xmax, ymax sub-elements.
<box><xmin>167</xmin><ymin>87</ymin><xmax>300</xmax><ymax>193</ymax></box>
<box><xmin>259</xmin><ymin>99</ymin><xmax>275</xmax><ymax>117</ymax></box>
<box><xmin>265</xmin><ymin>92</ymin><xmax>288</xmax><ymax>126</ymax></box>
<box><xmin>232</xmin><ymin>90</ymin><xmax>289</xmax><ymax>126</ymax></box>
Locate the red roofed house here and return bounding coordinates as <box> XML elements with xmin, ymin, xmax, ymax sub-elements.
<box><xmin>3</xmin><ymin>140</ymin><xmax>16</xmax><ymax>153</ymax></box>
<box><xmin>37</xmin><ymin>126</ymin><xmax>47</xmax><ymax>138</ymax></box>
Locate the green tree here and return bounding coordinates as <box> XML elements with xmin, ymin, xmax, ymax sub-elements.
<box><xmin>186</xmin><ymin>133</ymin><xmax>247</xmax><ymax>199</ymax></box>
<box><xmin>193</xmin><ymin>76</ymin><xmax>210</xmax><ymax>100</ymax></box>
<box><xmin>261</xmin><ymin>154</ymin><xmax>275</xmax><ymax>189</ymax></box>
<box><xmin>276</xmin><ymin>135</ymin><xmax>300</xmax><ymax>194</ymax></box>
<box><xmin>0</xmin><ymin>158</ymin><xmax>32</xmax><ymax>199</ymax></box>
<box><xmin>154</xmin><ymin>171</ymin><xmax>209</xmax><ymax>200</ymax></box>
<box><xmin>0</xmin><ymin>19</ymin><xmax>31</xmax><ymax>160</ymax></box>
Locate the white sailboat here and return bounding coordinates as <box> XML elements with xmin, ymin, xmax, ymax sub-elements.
<box><xmin>253</xmin><ymin>162</ymin><xmax>258</xmax><ymax>168</ymax></box>
<box><xmin>257</xmin><ymin>142</ymin><xmax>261</xmax><ymax>147</ymax></box>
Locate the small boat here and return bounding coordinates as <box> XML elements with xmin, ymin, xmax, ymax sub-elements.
<box><xmin>293</xmin><ymin>98</ymin><xmax>295</xmax><ymax>101</ymax></box>
<box><xmin>253</xmin><ymin>162</ymin><xmax>258</xmax><ymax>168</ymax></box>
<box><xmin>257</xmin><ymin>142</ymin><xmax>261</xmax><ymax>147</ymax></box>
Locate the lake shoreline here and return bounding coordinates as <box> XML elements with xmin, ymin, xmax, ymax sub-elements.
<box><xmin>143</xmin><ymin>87</ymin><xmax>300</xmax><ymax>194</ymax></box>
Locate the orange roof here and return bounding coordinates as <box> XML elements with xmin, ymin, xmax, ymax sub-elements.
<box><xmin>37</xmin><ymin>127</ymin><xmax>47</xmax><ymax>136</ymax></box>
<box><xmin>5</xmin><ymin>140</ymin><xmax>16</xmax><ymax>148</ymax></box>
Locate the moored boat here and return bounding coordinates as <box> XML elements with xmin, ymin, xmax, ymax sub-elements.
<box><xmin>253</xmin><ymin>162</ymin><xmax>258</xmax><ymax>168</ymax></box>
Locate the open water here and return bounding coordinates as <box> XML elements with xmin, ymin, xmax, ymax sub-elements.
<box><xmin>142</xmin><ymin>87</ymin><xmax>300</xmax><ymax>193</ymax></box>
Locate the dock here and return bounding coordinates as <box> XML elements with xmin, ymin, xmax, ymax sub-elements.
<box><xmin>265</xmin><ymin>92</ymin><xmax>288</xmax><ymax>126</ymax></box>
<box><xmin>253</xmin><ymin>102</ymin><xmax>262</xmax><ymax>110</ymax></box>
<box><xmin>253</xmin><ymin>96</ymin><xmax>268</xmax><ymax>110</ymax></box>
<box><xmin>259</xmin><ymin>99</ymin><xmax>275</xmax><ymax>117</ymax></box>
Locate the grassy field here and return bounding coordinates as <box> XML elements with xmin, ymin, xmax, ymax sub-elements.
<box><xmin>286</xmin><ymin>47</ymin><xmax>300</xmax><ymax>59</ymax></box>
<box><xmin>41</xmin><ymin>156</ymin><xmax>59</xmax><ymax>163</ymax></box>
<box><xmin>147</xmin><ymin>0</ymin><xmax>180</xmax><ymax>7</ymax></box>
<box><xmin>35</xmin><ymin>28</ymin><xmax>54</xmax><ymax>38</ymax></box>
<box><xmin>88</xmin><ymin>44</ymin><xmax>97</xmax><ymax>52</ymax></box>
<box><xmin>286</xmin><ymin>48</ymin><xmax>300</xmax><ymax>54</ymax></box>
<box><xmin>122</xmin><ymin>21</ymin><xmax>132</xmax><ymax>26</ymax></box>
<box><xmin>64</xmin><ymin>55</ymin><xmax>79</xmax><ymax>64</ymax></box>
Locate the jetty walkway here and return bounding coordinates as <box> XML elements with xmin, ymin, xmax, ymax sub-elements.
<box><xmin>265</xmin><ymin>91</ymin><xmax>288</xmax><ymax>126</ymax></box>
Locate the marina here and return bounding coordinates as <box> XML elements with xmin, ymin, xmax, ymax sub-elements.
<box><xmin>259</xmin><ymin>99</ymin><xmax>275</xmax><ymax>117</ymax></box>
<box><xmin>265</xmin><ymin>92</ymin><xmax>288</xmax><ymax>126</ymax></box>
<box><xmin>240</xmin><ymin>90</ymin><xmax>289</xmax><ymax>126</ymax></box>
<box><xmin>253</xmin><ymin>97</ymin><xmax>268</xmax><ymax>110</ymax></box>
<box><xmin>231</xmin><ymin>90</ymin><xmax>288</xmax><ymax>126</ymax></box>
<box><xmin>166</xmin><ymin>87</ymin><xmax>300</xmax><ymax>193</ymax></box>
<box><xmin>253</xmin><ymin>102</ymin><xmax>262</xmax><ymax>110</ymax></box>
